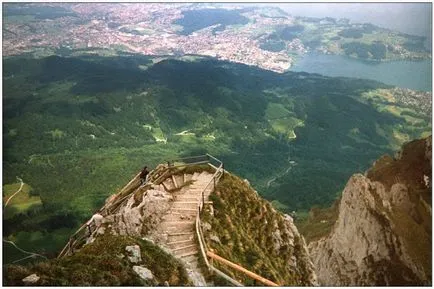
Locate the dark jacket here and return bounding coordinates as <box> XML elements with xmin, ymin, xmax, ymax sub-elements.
<box><xmin>140</xmin><ymin>167</ymin><xmax>149</xmax><ymax>179</ymax></box>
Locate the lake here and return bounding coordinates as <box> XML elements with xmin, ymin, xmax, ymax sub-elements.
<box><xmin>291</xmin><ymin>53</ymin><xmax>432</xmax><ymax>92</ymax></box>
<box><xmin>174</xmin><ymin>8</ymin><xmax>249</xmax><ymax>35</ymax></box>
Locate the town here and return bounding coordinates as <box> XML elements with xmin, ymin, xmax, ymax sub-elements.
<box><xmin>3</xmin><ymin>4</ymin><xmax>305</xmax><ymax>73</ymax></box>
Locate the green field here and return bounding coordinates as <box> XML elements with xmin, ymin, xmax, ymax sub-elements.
<box><xmin>3</xmin><ymin>183</ymin><xmax>42</xmax><ymax>220</ymax></box>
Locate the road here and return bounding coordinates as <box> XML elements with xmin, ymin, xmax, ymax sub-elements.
<box><xmin>266</xmin><ymin>158</ymin><xmax>295</xmax><ymax>188</ymax></box>
<box><xmin>4</xmin><ymin>177</ymin><xmax>24</xmax><ymax>207</ymax></box>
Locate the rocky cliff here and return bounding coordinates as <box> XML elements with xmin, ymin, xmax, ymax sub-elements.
<box><xmin>309</xmin><ymin>136</ymin><xmax>432</xmax><ymax>285</ymax></box>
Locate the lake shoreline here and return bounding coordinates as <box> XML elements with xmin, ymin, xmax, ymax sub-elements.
<box><xmin>290</xmin><ymin>52</ymin><xmax>432</xmax><ymax>92</ymax></box>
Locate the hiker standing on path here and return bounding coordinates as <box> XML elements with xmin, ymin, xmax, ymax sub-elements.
<box><xmin>140</xmin><ymin>166</ymin><xmax>149</xmax><ymax>185</ymax></box>
<box><xmin>86</xmin><ymin>213</ymin><xmax>103</xmax><ymax>237</ymax></box>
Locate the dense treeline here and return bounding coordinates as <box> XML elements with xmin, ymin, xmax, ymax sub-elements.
<box><xmin>260</xmin><ymin>24</ymin><xmax>305</xmax><ymax>52</ymax></box>
<box><xmin>342</xmin><ymin>41</ymin><xmax>387</xmax><ymax>60</ymax></box>
<box><xmin>4</xmin><ymin>4</ymin><xmax>77</xmax><ymax>19</ymax></box>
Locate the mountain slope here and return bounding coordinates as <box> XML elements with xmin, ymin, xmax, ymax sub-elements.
<box><xmin>4</xmin><ymin>163</ymin><xmax>316</xmax><ymax>286</ymax></box>
<box><xmin>201</xmin><ymin>173</ymin><xmax>317</xmax><ymax>286</ymax></box>
<box><xmin>309</xmin><ymin>136</ymin><xmax>432</xmax><ymax>285</ymax></box>
<box><xmin>3</xmin><ymin>54</ymin><xmax>431</xmax><ymax>262</ymax></box>
<box><xmin>4</xmin><ymin>234</ymin><xmax>191</xmax><ymax>286</ymax></box>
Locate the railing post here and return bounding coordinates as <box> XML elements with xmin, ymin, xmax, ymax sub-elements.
<box><xmin>202</xmin><ymin>191</ymin><xmax>204</xmax><ymax>212</ymax></box>
<box><xmin>68</xmin><ymin>238</ymin><xmax>72</xmax><ymax>253</ymax></box>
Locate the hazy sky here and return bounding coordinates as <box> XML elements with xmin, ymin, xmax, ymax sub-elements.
<box><xmin>276</xmin><ymin>3</ymin><xmax>432</xmax><ymax>37</ymax></box>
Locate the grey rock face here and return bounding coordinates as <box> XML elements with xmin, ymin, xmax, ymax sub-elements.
<box><xmin>22</xmin><ymin>274</ymin><xmax>40</xmax><ymax>285</ymax></box>
<box><xmin>133</xmin><ymin>266</ymin><xmax>154</xmax><ymax>281</ymax></box>
<box><xmin>310</xmin><ymin>174</ymin><xmax>431</xmax><ymax>286</ymax></box>
<box><xmin>281</xmin><ymin>213</ymin><xmax>317</xmax><ymax>286</ymax></box>
<box><xmin>99</xmin><ymin>188</ymin><xmax>172</xmax><ymax>238</ymax></box>
<box><xmin>210</xmin><ymin>234</ymin><xmax>221</xmax><ymax>244</ymax></box>
<box><xmin>201</xmin><ymin>221</ymin><xmax>211</xmax><ymax>232</ymax></box>
<box><xmin>125</xmin><ymin>245</ymin><xmax>142</xmax><ymax>263</ymax></box>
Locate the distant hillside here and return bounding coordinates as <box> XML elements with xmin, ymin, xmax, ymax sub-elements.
<box><xmin>3</xmin><ymin>54</ymin><xmax>431</xmax><ymax>263</ymax></box>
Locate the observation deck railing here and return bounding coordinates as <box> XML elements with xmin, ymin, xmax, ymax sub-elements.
<box><xmin>57</xmin><ymin>154</ymin><xmax>277</xmax><ymax>286</ymax></box>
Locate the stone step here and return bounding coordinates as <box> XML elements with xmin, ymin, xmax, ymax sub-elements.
<box><xmin>161</xmin><ymin>226</ymin><xmax>193</xmax><ymax>234</ymax></box>
<box><xmin>191</xmin><ymin>172</ymin><xmax>200</xmax><ymax>181</ymax></box>
<box><xmin>180</xmin><ymin>190</ymin><xmax>202</xmax><ymax>196</ymax></box>
<box><xmin>167</xmin><ymin>231</ymin><xmax>194</xmax><ymax>236</ymax></box>
<box><xmin>167</xmin><ymin>239</ymin><xmax>196</xmax><ymax>249</ymax></box>
<box><xmin>171</xmin><ymin>201</ymin><xmax>199</xmax><ymax>210</ymax></box>
<box><xmin>173</xmin><ymin>245</ymin><xmax>198</xmax><ymax>257</ymax></box>
<box><xmin>161</xmin><ymin>220</ymin><xmax>195</xmax><ymax>226</ymax></box>
<box><xmin>176</xmin><ymin>250</ymin><xmax>198</xmax><ymax>259</ymax></box>
<box><xmin>162</xmin><ymin>178</ymin><xmax>175</xmax><ymax>191</ymax></box>
<box><xmin>191</xmin><ymin>179</ymin><xmax>209</xmax><ymax>187</ymax></box>
<box><xmin>184</xmin><ymin>174</ymin><xmax>193</xmax><ymax>184</ymax></box>
<box><xmin>160</xmin><ymin>221</ymin><xmax>194</xmax><ymax>232</ymax></box>
<box><xmin>169</xmin><ymin>208</ymin><xmax>197</xmax><ymax>213</ymax></box>
<box><xmin>171</xmin><ymin>174</ymin><xmax>179</xmax><ymax>189</ymax></box>
<box><xmin>162</xmin><ymin>214</ymin><xmax>195</xmax><ymax>222</ymax></box>
<box><xmin>177</xmin><ymin>188</ymin><xmax>201</xmax><ymax>193</ymax></box>
<box><xmin>180</xmin><ymin>254</ymin><xmax>198</xmax><ymax>264</ymax></box>
<box><xmin>158</xmin><ymin>184</ymin><xmax>166</xmax><ymax>192</ymax></box>
<box><xmin>167</xmin><ymin>234</ymin><xmax>194</xmax><ymax>244</ymax></box>
<box><xmin>202</xmin><ymin>180</ymin><xmax>214</xmax><ymax>189</ymax></box>
<box><xmin>174</xmin><ymin>175</ymin><xmax>184</xmax><ymax>188</ymax></box>
<box><xmin>174</xmin><ymin>196</ymin><xmax>199</xmax><ymax>202</ymax></box>
<box><xmin>170</xmin><ymin>208</ymin><xmax>198</xmax><ymax>216</ymax></box>
<box><xmin>198</xmin><ymin>171</ymin><xmax>208</xmax><ymax>180</ymax></box>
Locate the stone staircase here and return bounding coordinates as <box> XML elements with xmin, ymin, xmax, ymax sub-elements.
<box><xmin>155</xmin><ymin>170</ymin><xmax>215</xmax><ymax>285</ymax></box>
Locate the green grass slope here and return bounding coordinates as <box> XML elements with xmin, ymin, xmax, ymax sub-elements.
<box><xmin>201</xmin><ymin>173</ymin><xmax>315</xmax><ymax>286</ymax></box>
<box><xmin>3</xmin><ymin>234</ymin><xmax>191</xmax><ymax>286</ymax></box>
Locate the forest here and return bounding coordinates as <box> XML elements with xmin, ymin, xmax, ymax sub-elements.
<box><xmin>3</xmin><ymin>53</ymin><xmax>431</xmax><ymax>263</ymax></box>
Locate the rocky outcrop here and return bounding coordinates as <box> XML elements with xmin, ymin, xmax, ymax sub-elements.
<box><xmin>125</xmin><ymin>245</ymin><xmax>142</xmax><ymax>263</ymax></box>
<box><xmin>22</xmin><ymin>274</ymin><xmax>40</xmax><ymax>285</ymax></box>
<box><xmin>133</xmin><ymin>266</ymin><xmax>154</xmax><ymax>281</ymax></box>
<box><xmin>202</xmin><ymin>173</ymin><xmax>318</xmax><ymax>286</ymax></box>
<box><xmin>94</xmin><ymin>188</ymin><xmax>173</xmax><ymax>239</ymax></box>
<box><xmin>309</xmin><ymin>136</ymin><xmax>432</xmax><ymax>286</ymax></box>
<box><xmin>85</xmin><ymin>171</ymin><xmax>215</xmax><ymax>286</ymax></box>
<box><xmin>282</xmin><ymin>214</ymin><xmax>318</xmax><ymax>286</ymax></box>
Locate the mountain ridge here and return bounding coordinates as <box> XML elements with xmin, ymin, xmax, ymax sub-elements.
<box><xmin>309</xmin><ymin>136</ymin><xmax>432</xmax><ymax>285</ymax></box>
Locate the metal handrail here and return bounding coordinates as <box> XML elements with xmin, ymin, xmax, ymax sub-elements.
<box><xmin>207</xmin><ymin>251</ymin><xmax>279</xmax><ymax>286</ymax></box>
<box><xmin>59</xmin><ymin>154</ymin><xmax>251</xmax><ymax>286</ymax></box>
<box><xmin>194</xmin><ymin>160</ymin><xmax>279</xmax><ymax>286</ymax></box>
<box><xmin>194</xmin><ymin>163</ymin><xmax>247</xmax><ymax>287</ymax></box>
<box><xmin>195</xmin><ymin>164</ymin><xmax>223</xmax><ymax>266</ymax></box>
<box><xmin>58</xmin><ymin>155</ymin><xmax>217</xmax><ymax>258</ymax></box>
<box><xmin>169</xmin><ymin>154</ymin><xmax>209</xmax><ymax>163</ymax></box>
<box><xmin>59</xmin><ymin>168</ymin><xmax>160</xmax><ymax>258</ymax></box>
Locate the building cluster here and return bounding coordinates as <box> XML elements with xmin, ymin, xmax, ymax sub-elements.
<box><xmin>392</xmin><ymin>87</ymin><xmax>432</xmax><ymax>114</ymax></box>
<box><xmin>3</xmin><ymin>4</ymin><xmax>306</xmax><ymax>73</ymax></box>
